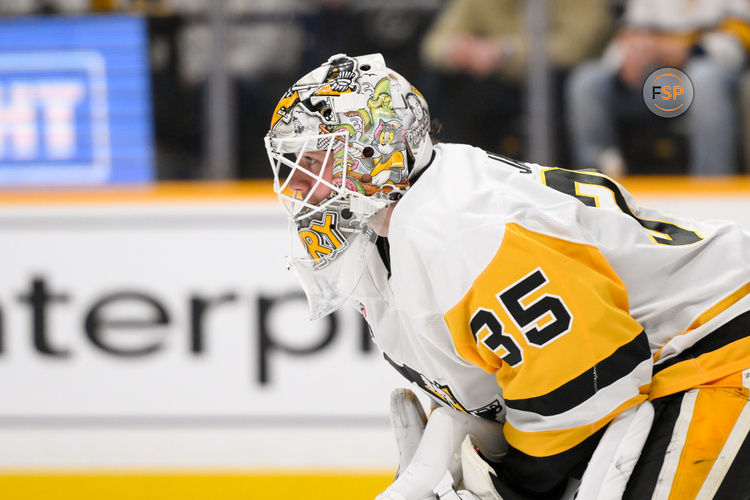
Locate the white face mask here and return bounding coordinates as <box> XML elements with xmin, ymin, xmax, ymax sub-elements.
<box><xmin>267</xmin><ymin>132</ymin><xmax>391</xmax><ymax>319</ymax></box>
<box><xmin>265</xmin><ymin>53</ymin><xmax>433</xmax><ymax>318</ymax></box>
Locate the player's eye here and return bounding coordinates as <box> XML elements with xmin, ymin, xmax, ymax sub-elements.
<box><xmin>302</xmin><ymin>155</ymin><xmax>326</xmax><ymax>173</ymax></box>
<box><xmin>303</xmin><ymin>156</ymin><xmax>317</xmax><ymax>166</ymax></box>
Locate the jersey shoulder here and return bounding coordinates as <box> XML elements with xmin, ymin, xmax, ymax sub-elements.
<box><xmin>388</xmin><ymin>145</ymin><xmax>595</xmax><ymax>314</ymax></box>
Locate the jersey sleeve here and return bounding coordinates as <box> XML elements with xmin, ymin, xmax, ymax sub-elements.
<box><xmin>443</xmin><ymin>221</ymin><xmax>652</xmax><ymax>495</ymax></box>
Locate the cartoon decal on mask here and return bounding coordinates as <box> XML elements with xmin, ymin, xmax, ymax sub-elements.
<box><xmin>404</xmin><ymin>90</ymin><xmax>429</xmax><ymax>151</ymax></box>
<box><xmin>368</xmin><ymin>77</ymin><xmax>396</xmax><ymax>120</ymax></box>
<box><xmin>270</xmin><ymin>89</ymin><xmax>301</xmax><ymax>131</ymax></box>
<box><xmin>322</xmin><ymin>56</ymin><xmax>360</xmax><ymax>93</ymax></box>
<box><xmin>366</xmin><ymin>120</ymin><xmax>407</xmax><ymax>188</ymax></box>
<box><xmin>268</xmin><ymin>53</ymin><xmax>431</xmax><ymax>204</ymax></box>
<box><xmin>344</xmin><ymin>109</ymin><xmax>372</xmax><ymax>140</ymax></box>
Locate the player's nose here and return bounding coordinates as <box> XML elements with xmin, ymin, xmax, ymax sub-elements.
<box><xmin>287</xmin><ymin>169</ymin><xmax>312</xmax><ymax>197</ymax></box>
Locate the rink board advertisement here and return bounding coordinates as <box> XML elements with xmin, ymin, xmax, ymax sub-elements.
<box><xmin>0</xmin><ymin>201</ymin><xmax>404</xmax><ymax>420</ymax></box>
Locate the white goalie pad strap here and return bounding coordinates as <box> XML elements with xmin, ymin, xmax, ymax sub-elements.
<box><xmin>576</xmin><ymin>401</ymin><xmax>655</xmax><ymax>500</ymax></box>
<box><xmin>459</xmin><ymin>435</ymin><xmax>503</xmax><ymax>500</ymax></box>
<box><xmin>433</xmin><ymin>470</ymin><xmax>485</xmax><ymax>500</ymax></box>
<box><xmin>434</xmin><ymin>471</ymin><xmax>464</xmax><ymax>500</ymax></box>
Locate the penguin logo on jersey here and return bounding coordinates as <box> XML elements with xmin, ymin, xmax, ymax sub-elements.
<box><xmin>383</xmin><ymin>353</ymin><xmax>504</xmax><ymax>422</ymax></box>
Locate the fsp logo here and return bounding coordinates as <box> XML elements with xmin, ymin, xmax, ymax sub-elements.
<box><xmin>642</xmin><ymin>67</ymin><xmax>694</xmax><ymax>118</ymax></box>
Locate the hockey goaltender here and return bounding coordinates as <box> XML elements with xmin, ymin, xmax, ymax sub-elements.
<box><xmin>264</xmin><ymin>53</ymin><xmax>750</xmax><ymax>499</ymax></box>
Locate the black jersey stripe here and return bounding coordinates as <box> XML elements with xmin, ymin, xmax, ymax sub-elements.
<box><xmin>504</xmin><ymin>330</ymin><xmax>651</xmax><ymax>417</ymax></box>
<box><xmin>653</xmin><ymin>310</ymin><xmax>750</xmax><ymax>375</ymax></box>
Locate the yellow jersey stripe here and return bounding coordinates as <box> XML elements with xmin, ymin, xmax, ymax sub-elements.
<box><xmin>654</xmin><ymin>282</ymin><xmax>750</xmax><ymax>362</ymax></box>
<box><xmin>651</xmin><ymin>312</ymin><xmax>750</xmax><ymax>399</ymax></box>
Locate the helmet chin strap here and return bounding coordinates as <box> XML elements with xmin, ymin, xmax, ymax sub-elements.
<box><xmin>348</xmin><ymin>194</ymin><xmax>390</xmax><ymax>219</ymax></box>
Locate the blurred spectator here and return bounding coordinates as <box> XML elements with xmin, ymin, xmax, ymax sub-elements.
<box><xmin>0</xmin><ymin>0</ymin><xmax>440</xmax><ymax>180</ymax></box>
<box><xmin>172</xmin><ymin>0</ymin><xmax>438</xmax><ymax>179</ymax></box>
<box><xmin>420</xmin><ymin>0</ymin><xmax>612</xmax><ymax>159</ymax></box>
<box><xmin>567</xmin><ymin>0</ymin><xmax>750</xmax><ymax>176</ymax></box>
<box><xmin>171</xmin><ymin>0</ymin><xmax>309</xmax><ymax>179</ymax></box>
<box><xmin>84</xmin><ymin>0</ymin><xmax>309</xmax><ymax>179</ymax></box>
<box><xmin>300</xmin><ymin>0</ymin><xmax>438</xmax><ymax>86</ymax></box>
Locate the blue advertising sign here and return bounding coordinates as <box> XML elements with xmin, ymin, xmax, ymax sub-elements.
<box><xmin>0</xmin><ymin>15</ymin><xmax>154</xmax><ymax>185</ymax></box>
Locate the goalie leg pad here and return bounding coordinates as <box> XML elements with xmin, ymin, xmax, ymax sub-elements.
<box><xmin>576</xmin><ymin>401</ymin><xmax>655</xmax><ymax>500</ymax></box>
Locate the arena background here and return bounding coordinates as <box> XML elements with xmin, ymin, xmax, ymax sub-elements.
<box><xmin>1</xmin><ymin>1</ymin><xmax>749</xmax><ymax>499</ymax></box>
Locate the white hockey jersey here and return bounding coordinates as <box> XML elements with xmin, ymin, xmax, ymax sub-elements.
<box><xmin>350</xmin><ymin>143</ymin><xmax>750</xmax><ymax>487</ymax></box>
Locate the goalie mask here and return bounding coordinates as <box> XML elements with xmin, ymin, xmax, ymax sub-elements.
<box><xmin>265</xmin><ymin>53</ymin><xmax>433</xmax><ymax>319</ymax></box>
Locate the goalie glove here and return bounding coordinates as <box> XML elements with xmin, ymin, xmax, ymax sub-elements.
<box><xmin>389</xmin><ymin>388</ymin><xmax>429</xmax><ymax>479</ymax></box>
<box><xmin>376</xmin><ymin>389</ymin><xmax>507</xmax><ymax>500</ymax></box>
